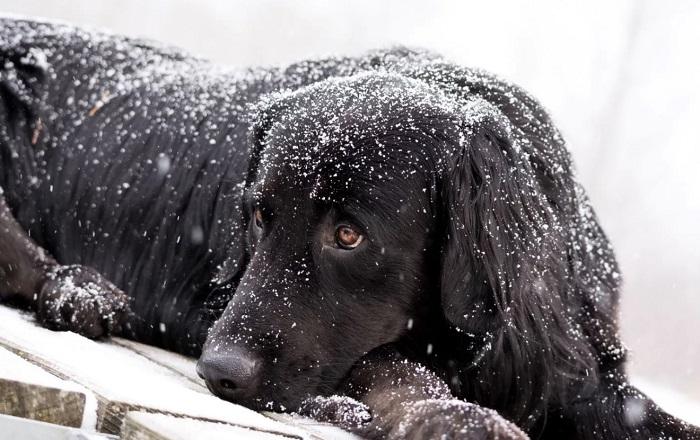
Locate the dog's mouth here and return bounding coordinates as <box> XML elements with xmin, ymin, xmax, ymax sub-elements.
<box><xmin>197</xmin><ymin>349</ymin><xmax>357</xmax><ymax>413</ymax></box>
<box><xmin>205</xmin><ymin>374</ymin><xmax>340</xmax><ymax>414</ymax></box>
<box><xmin>227</xmin><ymin>390</ymin><xmax>310</xmax><ymax>413</ymax></box>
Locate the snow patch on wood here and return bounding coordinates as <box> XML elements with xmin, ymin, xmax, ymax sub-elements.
<box><xmin>0</xmin><ymin>304</ymin><xmax>353</xmax><ymax>438</ymax></box>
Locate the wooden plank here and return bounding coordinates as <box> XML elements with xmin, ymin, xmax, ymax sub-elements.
<box><xmin>0</xmin><ymin>305</ymin><xmax>301</xmax><ymax>437</ymax></box>
<box><xmin>0</xmin><ymin>413</ymin><xmax>114</xmax><ymax>440</ymax></box>
<box><xmin>111</xmin><ymin>338</ymin><xmax>207</xmax><ymax>393</ymax></box>
<box><xmin>122</xmin><ymin>411</ymin><xmax>290</xmax><ymax>440</ymax></box>
<box><xmin>0</xmin><ymin>346</ymin><xmax>89</xmax><ymax>428</ymax></box>
<box><xmin>267</xmin><ymin>413</ymin><xmax>363</xmax><ymax>440</ymax></box>
<box><xmin>113</xmin><ymin>335</ymin><xmax>361</xmax><ymax>439</ymax></box>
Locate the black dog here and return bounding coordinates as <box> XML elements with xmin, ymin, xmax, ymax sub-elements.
<box><xmin>0</xmin><ymin>18</ymin><xmax>697</xmax><ymax>439</ymax></box>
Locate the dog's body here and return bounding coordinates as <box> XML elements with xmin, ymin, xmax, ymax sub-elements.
<box><xmin>1</xmin><ymin>18</ymin><xmax>697</xmax><ymax>439</ymax></box>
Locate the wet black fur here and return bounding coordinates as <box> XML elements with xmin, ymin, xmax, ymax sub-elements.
<box><xmin>1</xmin><ymin>18</ymin><xmax>698</xmax><ymax>439</ymax></box>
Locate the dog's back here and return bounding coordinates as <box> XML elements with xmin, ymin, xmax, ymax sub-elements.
<box><xmin>1</xmin><ymin>18</ymin><xmax>269</xmax><ymax>350</ymax></box>
<box><xmin>1</xmin><ymin>18</ymin><xmax>447</xmax><ymax>351</ymax></box>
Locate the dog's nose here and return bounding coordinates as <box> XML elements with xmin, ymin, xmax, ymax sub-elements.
<box><xmin>197</xmin><ymin>347</ymin><xmax>262</xmax><ymax>401</ymax></box>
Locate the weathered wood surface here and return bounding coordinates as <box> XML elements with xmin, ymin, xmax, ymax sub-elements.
<box><xmin>0</xmin><ymin>305</ymin><xmax>360</xmax><ymax>439</ymax></box>
<box><xmin>113</xmin><ymin>338</ymin><xmax>361</xmax><ymax>440</ymax></box>
<box><xmin>0</xmin><ymin>346</ymin><xmax>88</xmax><ymax>428</ymax></box>
<box><xmin>0</xmin><ymin>305</ymin><xmax>294</xmax><ymax>436</ymax></box>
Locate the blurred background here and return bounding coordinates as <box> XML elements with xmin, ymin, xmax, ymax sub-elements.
<box><xmin>1</xmin><ymin>0</ymin><xmax>698</xmax><ymax>414</ymax></box>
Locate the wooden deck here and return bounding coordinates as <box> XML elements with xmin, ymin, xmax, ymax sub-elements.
<box><xmin>0</xmin><ymin>305</ymin><xmax>359</xmax><ymax>439</ymax></box>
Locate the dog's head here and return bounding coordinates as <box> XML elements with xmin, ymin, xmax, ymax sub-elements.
<box><xmin>198</xmin><ymin>70</ymin><xmax>596</xmax><ymax>414</ymax></box>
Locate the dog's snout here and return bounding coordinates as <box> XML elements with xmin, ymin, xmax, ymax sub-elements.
<box><xmin>197</xmin><ymin>347</ymin><xmax>262</xmax><ymax>402</ymax></box>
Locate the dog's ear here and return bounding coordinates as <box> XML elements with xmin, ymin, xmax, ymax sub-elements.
<box><xmin>0</xmin><ymin>46</ymin><xmax>50</xmax><ymax>143</ymax></box>
<box><xmin>439</xmin><ymin>115</ymin><xmax>560</xmax><ymax>331</ymax></box>
<box><xmin>244</xmin><ymin>96</ymin><xmax>289</xmax><ymax>188</ymax></box>
<box><xmin>210</xmin><ymin>97</ymin><xmax>286</xmax><ymax>287</ymax></box>
<box><xmin>438</xmin><ymin>111</ymin><xmax>598</xmax><ymax>420</ymax></box>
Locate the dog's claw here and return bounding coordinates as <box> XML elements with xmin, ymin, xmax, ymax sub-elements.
<box><xmin>297</xmin><ymin>395</ymin><xmax>373</xmax><ymax>429</ymax></box>
<box><xmin>36</xmin><ymin>264</ymin><xmax>130</xmax><ymax>339</ymax></box>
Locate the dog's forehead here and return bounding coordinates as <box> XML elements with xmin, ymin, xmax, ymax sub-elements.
<box><xmin>254</xmin><ymin>121</ymin><xmax>432</xmax><ymax>206</ymax></box>
<box><xmin>252</xmin><ymin>73</ymin><xmax>459</xmax><ymax>202</ymax></box>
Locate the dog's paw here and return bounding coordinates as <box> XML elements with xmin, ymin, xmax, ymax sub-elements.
<box><xmin>389</xmin><ymin>399</ymin><xmax>528</xmax><ymax>440</ymax></box>
<box><xmin>36</xmin><ymin>265</ymin><xmax>130</xmax><ymax>339</ymax></box>
<box><xmin>297</xmin><ymin>395</ymin><xmax>373</xmax><ymax>430</ymax></box>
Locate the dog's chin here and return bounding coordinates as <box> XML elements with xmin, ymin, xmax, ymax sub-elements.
<box><xmin>202</xmin><ymin>352</ymin><xmax>362</xmax><ymax>413</ymax></box>
<box><xmin>233</xmin><ymin>393</ymin><xmax>304</xmax><ymax>413</ymax></box>
<box><xmin>227</xmin><ymin>376</ymin><xmax>335</xmax><ymax>413</ymax></box>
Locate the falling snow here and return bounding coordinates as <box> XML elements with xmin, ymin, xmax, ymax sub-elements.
<box><xmin>1</xmin><ymin>15</ymin><xmax>696</xmax><ymax>439</ymax></box>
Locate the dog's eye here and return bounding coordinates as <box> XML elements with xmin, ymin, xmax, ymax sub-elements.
<box><xmin>254</xmin><ymin>208</ymin><xmax>263</xmax><ymax>229</ymax></box>
<box><xmin>335</xmin><ymin>225</ymin><xmax>363</xmax><ymax>249</ymax></box>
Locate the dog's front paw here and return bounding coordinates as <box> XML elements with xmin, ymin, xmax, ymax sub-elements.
<box><xmin>36</xmin><ymin>265</ymin><xmax>130</xmax><ymax>339</ymax></box>
<box><xmin>297</xmin><ymin>395</ymin><xmax>373</xmax><ymax>430</ymax></box>
<box><xmin>390</xmin><ymin>399</ymin><xmax>528</xmax><ymax>440</ymax></box>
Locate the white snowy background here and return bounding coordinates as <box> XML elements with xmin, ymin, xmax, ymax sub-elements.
<box><xmin>1</xmin><ymin>0</ymin><xmax>698</xmax><ymax>418</ymax></box>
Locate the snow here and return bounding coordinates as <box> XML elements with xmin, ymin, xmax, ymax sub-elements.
<box><xmin>126</xmin><ymin>412</ymin><xmax>285</xmax><ymax>440</ymax></box>
<box><xmin>0</xmin><ymin>346</ymin><xmax>73</xmax><ymax>389</ymax></box>
<box><xmin>0</xmin><ymin>304</ymin><xmax>361</xmax><ymax>438</ymax></box>
<box><xmin>0</xmin><ymin>4</ymin><xmax>697</xmax><ymax>434</ymax></box>
<box><xmin>0</xmin><ymin>346</ymin><xmax>98</xmax><ymax>430</ymax></box>
<box><xmin>0</xmin><ymin>306</ymin><xmax>300</xmax><ymax>436</ymax></box>
<box><xmin>111</xmin><ymin>337</ymin><xmax>205</xmax><ymax>391</ymax></box>
<box><xmin>267</xmin><ymin>413</ymin><xmax>362</xmax><ymax>440</ymax></box>
<box><xmin>0</xmin><ymin>414</ymin><xmax>110</xmax><ymax>440</ymax></box>
<box><xmin>0</xmin><ymin>305</ymin><xmax>366</xmax><ymax>440</ymax></box>
<box><xmin>298</xmin><ymin>395</ymin><xmax>371</xmax><ymax>428</ymax></box>
<box><xmin>40</xmin><ymin>265</ymin><xmax>127</xmax><ymax>335</ymax></box>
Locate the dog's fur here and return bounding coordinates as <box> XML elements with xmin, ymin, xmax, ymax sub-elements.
<box><xmin>1</xmin><ymin>18</ymin><xmax>697</xmax><ymax>439</ymax></box>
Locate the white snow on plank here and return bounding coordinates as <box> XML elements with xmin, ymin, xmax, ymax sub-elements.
<box><xmin>123</xmin><ymin>411</ymin><xmax>287</xmax><ymax>440</ymax></box>
<box><xmin>0</xmin><ymin>346</ymin><xmax>96</xmax><ymax>429</ymax></box>
<box><xmin>113</xmin><ymin>336</ymin><xmax>361</xmax><ymax>439</ymax></box>
<box><xmin>0</xmin><ymin>413</ymin><xmax>113</xmax><ymax>440</ymax></box>
<box><xmin>0</xmin><ymin>305</ymin><xmax>298</xmax><ymax>437</ymax></box>
<box><xmin>267</xmin><ymin>413</ymin><xmax>362</xmax><ymax>440</ymax></box>
<box><xmin>111</xmin><ymin>338</ymin><xmax>206</xmax><ymax>393</ymax></box>
<box><xmin>0</xmin><ymin>345</ymin><xmax>78</xmax><ymax>390</ymax></box>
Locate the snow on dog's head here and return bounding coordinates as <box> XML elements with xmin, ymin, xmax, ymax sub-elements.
<box><xmin>198</xmin><ymin>72</ymin><xmax>463</xmax><ymax>410</ymax></box>
<box><xmin>198</xmin><ymin>62</ymin><xmax>610</xmax><ymax>419</ymax></box>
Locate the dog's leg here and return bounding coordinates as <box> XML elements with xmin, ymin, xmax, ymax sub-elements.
<box><xmin>0</xmin><ymin>188</ymin><xmax>129</xmax><ymax>338</ymax></box>
<box><xmin>298</xmin><ymin>347</ymin><xmax>528</xmax><ymax>440</ymax></box>
<box><xmin>0</xmin><ymin>188</ymin><xmax>56</xmax><ymax>302</ymax></box>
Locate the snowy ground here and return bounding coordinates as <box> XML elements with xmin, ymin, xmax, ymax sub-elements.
<box><xmin>0</xmin><ymin>0</ymin><xmax>698</xmax><ymax>408</ymax></box>
<box><xmin>0</xmin><ymin>302</ymin><xmax>698</xmax><ymax>440</ymax></box>
<box><xmin>0</xmin><ymin>305</ymin><xmax>359</xmax><ymax>439</ymax></box>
